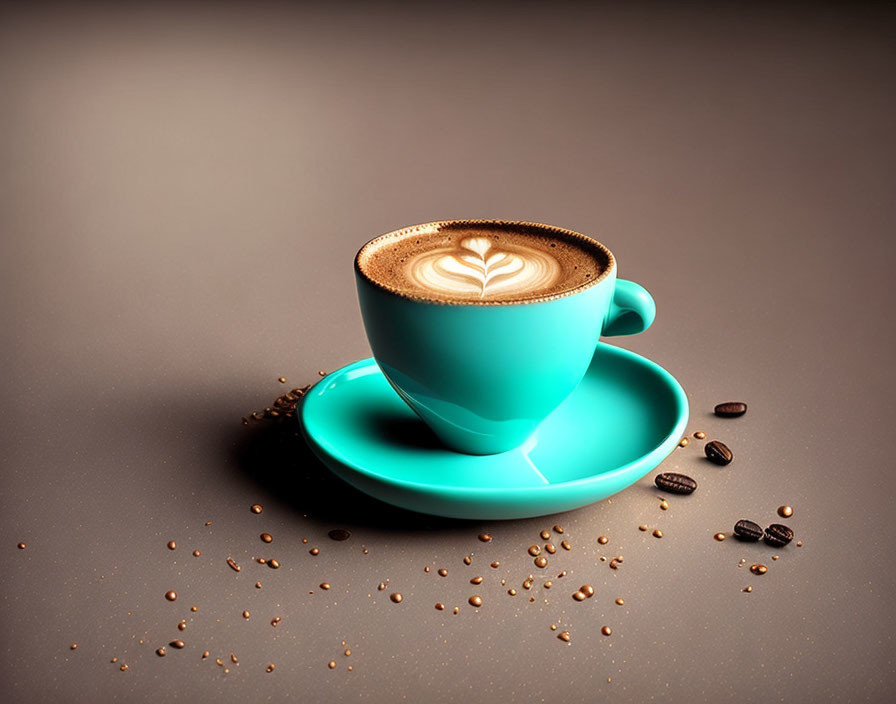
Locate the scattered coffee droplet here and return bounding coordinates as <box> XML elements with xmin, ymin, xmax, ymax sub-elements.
<box><xmin>557</xmin><ymin>570</ymin><xmax>567</xmax><ymax>578</ymax></box>
<box><xmin>70</xmin><ymin>643</ymin><xmax>78</xmax><ymax>650</ymax></box>
<box><xmin>165</xmin><ymin>591</ymin><xmax>177</xmax><ymax>602</ymax></box>
<box><xmin>328</xmin><ymin>660</ymin><xmax>337</xmax><ymax>669</ymax></box>
<box><xmin>438</xmin><ymin>568</ymin><xmax>448</xmax><ymax>577</ymax></box>
<box><xmin>470</xmin><ymin>576</ymin><xmax>483</xmax><ymax>585</ymax></box>
<box><xmin>694</xmin><ymin>431</ymin><xmax>706</xmax><ymax>439</ymax></box>
<box><xmin>534</xmin><ymin>556</ymin><xmax>548</xmax><ymax>568</ymax></box>
<box><xmin>260</xmin><ymin>533</ymin><xmax>273</xmax><ymax>543</ymax></box>
<box><xmin>257</xmin><ymin>558</ymin><xmax>266</xmax><ymax>564</ymax></box>
<box><xmin>120</xmin><ymin>664</ymin><xmax>128</xmax><ymax>671</ymax></box>
<box><xmin>167</xmin><ymin>541</ymin><xmax>176</xmax><ymax>550</ymax></box>
<box><xmin>266</xmin><ymin>663</ymin><xmax>275</xmax><ymax>673</ymax></box>
<box><xmin>764</xmin><ymin>524</ymin><xmax>793</xmax><ymax>548</ymax></box>
<box><xmin>750</xmin><ymin>564</ymin><xmax>768</xmax><ymax>575</ymax></box>
<box><xmin>743</xmin><ymin>585</ymin><xmax>753</xmax><ymax>593</ymax></box>
<box><xmin>609</xmin><ymin>559</ymin><xmax>620</xmax><ymax>570</ymax></box>
<box><xmin>423</xmin><ymin>566</ymin><xmax>430</xmax><ymax>573</ymax></box>
<box><xmin>178</xmin><ymin>620</ymin><xmax>187</xmax><ymax>631</ymax></box>
<box><xmin>242</xmin><ymin>610</ymin><xmax>250</xmax><ymax>619</ymax></box>
<box><xmin>639</xmin><ymin>525</ymin><xmax>648</xmax><ymax>532</ymax></box>
<box><xmin>522</xmin><ymin>578</ymin><xmax>533</xmax><ymax>590</ymax></box>
<box><xmin>652</xmin><ymin>529</ymin><xmax>664</xmax><ymax>538</ymax></box>
<box><xmin>714</xmin><ymin>533</ymin><xmax>727</xmax><ymax>542</ymax></box>
<box><xmin>598</xmin><ymin>536</ymin><xmax>609</xmax><ymax>545</ymax></box>
<box><xmin>17</xmin><ymin>542</ymin><xmax>25</xmax><ymax>549</ymax></box>
<box><xmin>544</xmin><ymin>580</ymin><xmax>553</xmax><ymax>589</ymax></box>
<box><xmin>778</xmin><ymin>505</ymin><xmax>794</xmax><ymax>518</ymax></box>
<box><xmin>377</xmin><ymin>582</ymin><xmax>387</xmax><ymax>591</ymax></box>
<box><xmin>268</xmin><ymin>559</ymin><xmax>280</xmax><ymax>569</ymax></box>
<box><xmin>226</xmin><ymin>557</ymin><xmax>241</xmax><ymax>572</ymax></box>
<box><xmin>528</xmin><ymin>545</ymin><xmax>541</xmax><ymax>556</ymax></box>
<box><xmin>601</xmin><ymin>626</ymin><xmax>612</xmax><ymax>636</ymax></box>
<box><xmin>320</xmin><ymin>582</ymin><xmax>331</xmax><ymax>590</ymax></box>
<box><xmin>328</xmin><ymin>529</ymin><xmax>351</xmax><ymax>541</ymax></box>
<box><xmin>490</xmin><ymin>561</ymin><xmax>500</xmax><ymax>568</ymax></box>
<box><xmin>772</xmin><ymin>555</ymin><xmax>779</xmax><ymax>561</ymax></box>
<box><xmin>733</xmin><ymin>520</ymin><xmax>763</xmax><ymax>541</ymax></box>
<box><xmin>309</xmin><ymin>548</ymin><xmax>319</xmax><ymax>556</ymax></box>
<box><xmin>553</xmin><ymin>525</ymin><xmax>564</xmax><ymax>534</ymax></box>
<box><xmin>654</xmin><ymin>472</ymin><xmax>697</xmax><ymax>494</ymax></box>
<box><xmin>170</xmin><ymin>640</ymin><xmax>185</xmax><ymax>649</ymax></box>
<box><xmin>573</xmin><ymin>591</ymin><xmax>587</xmax><ymax>601</ymax></box>
<box><xmin>468</xmin><ymin>595</ymin><xmax>483</xmax><ymax>607</ymax></box>
<box><xmin>678</xmin><ymin>438</ymin><xmax>689</xmax><ymax>447</ymax></box>
<box><xmin>216</xmin><ymin>659</ymin><xmax>224</xmax><ymax>666</ymax></box>
<box><xmin>705</xmin><ymin>440</ymin><xmax>733</xmax><ymax>466</ymax></box>
<box><xmin>318</xmin><ymin>370</ymin><xmax>326</xmax><ymax>377</ymax></box>
<box><xmin>111</xmin><ymin>657</ymin><xmax>118</xmax><ymax>663</ymax></box>
<box><xmin>508</xmin><ymin>588</ymin><xmax>517</xmax><ymax>596</ymax></box>
<box><xmin>558</xmin><ymin>631</ymin><xmax>571</xmax><ymax>643</ymax></box>
<box><xmin>192</xmin><ymin>550</ymin><xmax>200</xmax><ymax>557</ymax></box>
<box><xmin>344</xmin><ymin>649</ymin><xmax>351</xmax><ymax>656</ymax></box>
<box><xmin>550</xmin><ymin>624</ymin><xmax>558</xmax><ymax>631</ymax></box>
<box><xmin>615</xmin><ymin>598</ymin><xmax>624</xmax><ymax>605</ymax></box>
<box><xmin>278</xmin><ymin>377</ymin><xmax>286</xmax><ymax>383</ymax></box>
<box><xmin>435</xmin><ymin>603</ymin><xmax>445</xmax><ymax>610</ymax></box>
<box><xmin>202</xmin><ymin>651</ymin><xmax>209</xmax><ymax>659</ymax></box>
<box><xmin>250</xmin><ymin>504</ymin><xmax>263</xmax><ymax>514</ymax></box>
<box><xmin>231</xmin><ymin>653</ymin><xmax>238</xmax><ymax>664</ymax></box>
<box><xmin>156</xmin><ymin>648</ymin><xmax>166</xmax><ymax>657</ymax></box>
<box><xmin>796</xmin><ymin>541</ymin><xmax>803</xmax><ymax>547</ymax></box>
<box><xmin>580</xmin><ymin>585</ymin><xmax>594</xmax><ymax>598</ymax></box>
<box><xmin>478</xmin><ymin>533</ymin><xmax>492</xmax><ymax>543</ymax></box>
<box><xmin>271</xmin><ymin>617</ymin><xmax>282</xmax><ymax>626</ymax></box>
<box><xmin>660</xmin><ymin>499</ymin><xmax>669</xmax><ymax>510</ymax></box>
<box><xmin>714</xmin><ymin>402</ymin><xmax>747</xmax><ymax>418</ymax></box>
<box><xmin>463</xmin><ymin>556</ymin><xmax>472</xmax><ymax>565</ymax></box>
<box><xmin>390</xmin><ymin>593</ymin><xmax>403</xmax><ymax>603</ymax></box>
<box><xmin>559</xmin><ymin>540</ymin><xmax>570</xmax><ymax>551</ymax></box>
<box><xmin>544</xmin><ymin>542</ymin><xmax>556</xmax><ymax>554</ymax></box>
<box><xmin>540</xmin><ymin>530</ymin><xmax>551</xmax><ymax>541</ymax></box>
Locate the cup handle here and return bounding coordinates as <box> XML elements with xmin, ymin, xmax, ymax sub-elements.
<box><xmin>602</xmin><ymin>279</ymin><xmax>656</xmax><ymax>337</ymax></box>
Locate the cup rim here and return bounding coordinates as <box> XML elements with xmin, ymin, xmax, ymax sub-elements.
<box><xmin>354</xmin><ymin>219</ymin><xmax>616</xmax><ymax>306</ymax></box>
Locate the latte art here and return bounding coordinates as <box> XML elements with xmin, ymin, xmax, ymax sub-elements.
<box><xmin>405</xmin><ymin>237</ymin><xmax>561</xmax><ymax>299</ymax></box>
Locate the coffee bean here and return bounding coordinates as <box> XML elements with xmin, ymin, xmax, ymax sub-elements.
<box><xmin>165</xmin><ymin>591</ymin><xmax>177</xmax><ymax>601</ymax></box>
<box><xmin>705</xmin><ymin>440</ymin><xmax>733</xmax><ymax>465</ymax></box>
<box><xmin>170</xmin><ymin>640</ymin><xmax>185</xmax><ymax>649</ymax></box>
<box><xmin>250</xmin><ymin>504</ymin><xmax>263</xmax><ymax>514</ymax></box>
<box><xmin>764</xmin><ymin>524</ymin><xmax>794</xmax><ymax>548</ymax></box>
<box><xmin>167</xmin><ymin>541</ymin><xmax>176</xmax><ymax>550</ymax></box>
<box><xmin>468</xmin><ymin>595</ymin><xmax>482</xmax><ymax>607</ymax></box>
<box><xmin>260</xmin><ymin>533</ymin><xmax>273</xmax><ymax>543</ymax></box>
<box><xmin>528</xmin><ymin>545</ymin><xmax>541</xmax><ymax>556</ymax></box>
<box><xmin>714</xmin><ymin>533</ymin><xmax>726</xmax><ymax>541</ymax></box>
<box><xmin>714</xmin><ymin>402</ymin><xmax>747</xmax><ymax>418</ymax></box>
<box><xmin>226</xmin><ymin>557</ymin><xmax>241</xmax><ymax>572</ymax></box>
<box><xmin>328</xmin><ymin>529</ymin><xmax>351</xmax><ymax>541</ymax></box>
<box><xmin>390</xmin><ymin>593</ymin><xmax>402</xmax><ymax>603</ymax></box>
<box><xmin>733</xmin><ymin>520</ymin><xmax>763</xmax><ymax>541</ymax></box>
<box><xmin>654</xmin><ymin>473</ymin><xmax>697</xmax><ymax>494</ymax></box>
<box><xmin>750</xmin><ymin>564</ymin><xmax>768</xmax><ymax>575</ymax></box>
<box><xmin>777</xmin><ymin>505</ymin><xmax>794</xmax><ymax>518</ymax></box>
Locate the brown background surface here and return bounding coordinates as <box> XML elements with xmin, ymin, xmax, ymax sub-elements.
<box><xmin>1</xmin><ymin>2</ymin><xmax>894</xmax><ymax>702</ymax></box>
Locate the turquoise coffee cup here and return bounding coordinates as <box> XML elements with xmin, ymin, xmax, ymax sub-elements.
<box><xmin>355</xmin><ymin>220</ymin><xmax>656</xmax><ymax>455</ymax></box>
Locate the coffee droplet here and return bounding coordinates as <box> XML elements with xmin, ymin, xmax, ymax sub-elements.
<box><xmin>561</xmin><ymin>540</ymin><xmax>571</xmax><ymax>551</ymax></box>
<box><xmin>678</xmin><ymin>438</ymin><xmax>689</xmax><ymax>447</ymax></box>
<box><xmin>764</xmin><ymin>524</ymin><xmax>794</xmax><ymax>548</ymax></box>
<box><xmin>573</xmin><ymin>591</ymin><xmax>587</xmax><ymax>601</ymax></box>
<box><xmin>242</xmin><ymin>610</ymin><xmax>250</xmax><ymax>619</ymax></box>
<box><xmin>558</xmin><ymin>631</ymin><xmax>571</xmax><ymax>643</ymax></box>
<box><xmin>660</xmin><ymin>500</ymin><xmax>669</xmax><ymax>510</ymax></box>
<box><xmin>705</xmin><ymin>440</ymin><xmax>733</xmax><ymax>466</ymax></box>
<box><xmin>654</xmin><ymin>472</ymin><xmax>697</xmax><ymax>494</ymax></box>
<box><xmin>278</xmin><ymin>377</ymin><xmax>287</xmax><ymax>383</ymax></box>
<box><xmin>320</xmin><ymin>582</ymin><xmax>331</xmax><ymax>590</ymax></box>
<box><xmin>615</xmin><ymin>598</ymin><xmax>624</xmax><ymax>605</ymax></box>
<box><xmin>540</xmin><ymin>530</ymin><xmax>551</xmax><ymax>541</ymax></box>
<box><xmin>271</xmin><ymin>617</ymin><xmax>282</xmax><ymax>626</ymax></box>
<box><xmin>652</xmin><ymin>529</ymin><xmax>664</xmax><ymax>538</ymax></box>
<box><xmin>438</xmin><ymin>568</ymin><xmax>448</xmax><ymax>577</ymax></box>
<box><xmin>580</xmin><ymin>585</ymin><xmax>595</xmax><ymax>598</ymax></box>
<box><xmin>120</xmin><ymin>664</ymin><xmax>128</xmax><ymax>671</ymax></box>
<box><xmin>268</xmin><ymin>559</ymin><xmax>280</xmax><ymax>569</ymax></box>
<box><xmin>694</xmin><ymin>431</ymin><xmax>706</xmax><ymax>439</ymax></box>
<box><xmin>639</xmin><ymin>525</ymin><xmax>648</xmax><ymax>532</ymax></box>
<box><xmin>309</xmin><ymin>548</ymin><xmax>319</xmax><ymax>556</ymax></box>
<box><xmin>70</xmin><ymin>643</ymin><xmax>78</xmax><ymax>650</ymax></box>
<box><xmin>435</xmin><ymin>603</ymin><xmax>445</xmax><ymax>610</ymax></box>
<box><xmin>328</xmin><ymin>529</ymin><xmax>351</xmax><ymax>541</ymax></box>
<box><xmin>328</xmin><ymin>661</ymin><xmax>336</xmax><ymax>669</ymax></box>
<box><xmin>165</xmin><ymin>591</ymin><xmax>177</xmax><ymax>601</ymax></box>
<box><xmin>714</xmin><ymin>402</ymin><xmax>747</xmax><ymax>418</ymax></box>
<box><xmin>192</xmin><ymin>550</ymin><xmax>200</xmax><ymax>557</ymax></box>
<box><xmin>598</xmin><ymin>536</ymin><xmax>609</xmax><ymax>545</ymax></box>
<box><xmin>469</xmin><ymin>595</ymin><xmax>482</xmax><ymax>607</ymax></box>
<box><xmin>750</xmin><ymin>564</ymin><xmax>768</xmax><ymax>575</ymax></box>
<box><xmin>553</xmin><ymin>525</ymin><xmax>564</xmax><ymax>534</ymax></box>
<box><xmin>156</xmin><ymin>648</ymin><xmax>166</xmax><ymax>657</ymax></box>
<box><xmin>601</xmin><ymin>626</ymin><xmax>612</xmax><ymax>636</ymax></box>
<box><xmin>733</xmin><ymin>519</ymin><xmax>763</xmax><ymax>541</ymax></box>
<box><xmin>777</xmin><ymin>505</ymin><xmax>794</xmax><ymax>518</ymax></box>
<box><xmin>167</xmin><ymin>541</ymin><xmax>176</xmax><ymax>550</ymax></box>
<box><xmin>250</xmin><ymin>504</ymin><xmax>263</xmax><ymax>514</ymax></box>
<box><xmin>545</xmin><ymin>543</ymin><xmax>556</xmax><ymax>554</ymax></box>
<box><xmin>508</xmin><ymin>588</ymin><xmax>517</xmax><ymax>596</ymax></box>
<box><xmin>478</xmin><ymin>533</ymin><xmax>492</xmax><ymax>543</ymax></box>
<box><xmin>260</xmin><ymin>533</ymin><xmax>273</xmax><ymax>543</ymax></box>
<box><xmin>178</xmin><ymin>620</ymin><xmax>187</xmax><ymax>630</ymax></box>
<box><xmin>743</xmin><ymin>585</ymin><xmax>753</xmax><ymax>593</ymax></box>
<box><xmin>528</xmin><ymin>545</ymin><xmax>541</xmax><ymax>556</ymax></box>
<box><xmin>463</xmin><ymin>555</ymin><xmax>472</xmax><ymax>565</ymax></box>
<box><xmin>470</xmin><ymin>576</ymin><xmax>483</xmax><ymax>585</ymax></box>
<box><xmin>266</xmin><ymin>663</ymin><xmax>275</xmax><ymax>673</ymax></box>
<box><xmin>714</xmin><ymin>533</ymin><xmax>727</xmax><ymax>542</ymax></box>
<box><xmin>17</xmin><ymin>542</ymin><xmax>25</xmax><ymax>549</ymax></box>
<box><xmin>534</xmin><ymin>556</ymin><xmax>548</xmax><ymax>568</ymax></box>
<box><xmin>490</xmin><ymin>561</ymin><xmax>500</xmax><ymax>568</ymax></box>
<box><xmin>390</xmin><ymin>593</ymin><xmax>403</xmax><ymax>603</ymax></box>
<box><xmin>170</xmin><ymin>640</ymin><xmax>185</xmax><ymax>649</ymax></box>
<box><xmin>226</xmin><ymin>557</ymin><xmax>241</xmax><ymax>572</ymax></box>
<box><xmin>796</xmin><ymin>541</ymin><xmax>803</xmax><ymax>547</ymax></box>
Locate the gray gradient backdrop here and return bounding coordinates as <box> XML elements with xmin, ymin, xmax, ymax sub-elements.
<box><xmin>1</xmin><ymin>3</ymin><xmax>894</xmax><ymax>703</ymax></box>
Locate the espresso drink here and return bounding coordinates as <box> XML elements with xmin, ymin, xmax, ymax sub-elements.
<box><xmin>356</xmin><ymin>221</ymin><xmax>611</xmax><ymax>304</ymax></box>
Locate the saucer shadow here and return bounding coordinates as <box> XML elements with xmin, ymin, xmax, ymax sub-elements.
<box><xmin>231</xmin><ymin>416</ymin><xmax>471</xmax><ymax>531</ymax></box>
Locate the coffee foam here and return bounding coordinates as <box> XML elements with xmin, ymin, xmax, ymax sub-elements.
<box><xmin>357</xmin><ymin>221</ymin><xmax>612</xmax><ymax>304</ymax></box>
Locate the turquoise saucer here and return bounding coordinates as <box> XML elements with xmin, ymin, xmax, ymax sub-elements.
<box><xmin>300</xmin><ymin>344</ymin><xmax>688</xmax><ymax>520</ymax></box>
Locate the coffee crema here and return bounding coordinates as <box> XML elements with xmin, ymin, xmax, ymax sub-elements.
<box><xmin>356</xmin><ymin>221</ymin><xmax>612</xmax><ymax>304</ymax></box>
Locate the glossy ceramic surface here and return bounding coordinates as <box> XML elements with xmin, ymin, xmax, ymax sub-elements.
<box><xmin>301</xmin><ymin>344</ymin><xmax>688</xmax><ymax>519</ymax></box>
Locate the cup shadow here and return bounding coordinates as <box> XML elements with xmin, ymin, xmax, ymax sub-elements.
<box><xmin>230</xmin><ymin>416</ymin><xmax>473</xmax><ymax>532</ymax></box>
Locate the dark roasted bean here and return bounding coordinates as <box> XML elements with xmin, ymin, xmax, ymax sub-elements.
<box><xmin>714</xmin><ymin>402</ymin><xmax>747</xmax><ymax>417</ymax></box>
<box><xmin>733</xmin><ymin>520</ymin><xmax>763</xmax><ymax>541</ymax></box>
<box><xmin>654</xmin><ymin>473</ymin><xmax>697</xmax><ymax>495</ymax></box>
<box><xmin>704</xmin><ymin>440</ymin><xmax>733</xmax><ymax>466</ymax></box>
<box><xmin>764</xmin><ymin>524</ymin><xmax>794</xmax><ymax>548</ymax></box>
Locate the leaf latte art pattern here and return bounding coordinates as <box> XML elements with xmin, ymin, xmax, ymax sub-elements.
<box><xmin>404</xmin><ymin>237</ymin><xmax>562</xmax><ymax>299</ymax></box>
